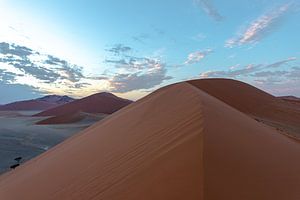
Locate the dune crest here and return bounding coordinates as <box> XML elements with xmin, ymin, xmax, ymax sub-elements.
<box><xmin>36</xmin><ymin>112</ymin><xmax>107</xmax><ymax>125</ymax></box>
<box><xmin>189</xmin><ymin>79</ymin><xmax>300</xmax><ymax>137</ymax></box>
<box><xmin>34</xmin><ymin>92</ymin><xmax>132</xmax><ymax>117</ymax></box>
<box><xmin>0</xmin><ymin>81</ymin><xmax>300</xmax><ymax>199</ymax></box>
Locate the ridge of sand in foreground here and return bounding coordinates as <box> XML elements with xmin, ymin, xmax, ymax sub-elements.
<box><xmin>0</xmin><ymin>82</ymin><xmax>300</xmax><ymax>200</ymax></box>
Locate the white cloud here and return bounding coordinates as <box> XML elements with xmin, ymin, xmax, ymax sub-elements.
<box><xmin>185</xmin><ymin>49</ymin><xmax>213</xmax><ymax>65</ymax></box>
<box><xmin>109</xmin><ymin>61</ymin><xmax>172</xmax><ymax>93</ymax></box>
<box><xmin>199</xmin><ymin>57</ymin><xmax>300</xmax><ymax>96</ymax></box>
<box><xmin>225</xmin><ymin>2</ymin><xmax>292</xmax><ymax>47</ymax></box>
<box><xmin>0</xmin><ymin>42</ymin><xmax>111</xmax><ymax>98</ymax></box>
<box><xmin>199</xmin><ymin>57</ymin><xmax>297</xmax><ymax>78</ymax></box>
<box><xmin>104</xmin><ymin>44</ymin><xmax>173</xmax><ymax>93</ymax></box>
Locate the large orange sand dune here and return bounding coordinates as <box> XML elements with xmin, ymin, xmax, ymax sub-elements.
<box><xmin>189</xmin><ymin>79</ymin><xmax>300</xmax><ymax>137</ymax></box>
<box><xmin>0</xmin><ymin>80</ymin><xmax>300</xmax><ymax>199</ymax></box>
<box><xmin>34</xmin><ymin>92</ymin><xmax>132</xmax><ymax>117</ymax></box>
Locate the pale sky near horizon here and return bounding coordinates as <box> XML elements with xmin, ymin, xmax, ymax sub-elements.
<box><xmin>0</xmin><ymin>0</ymin><xmax>300</xmax><ymax>103</ymax></box>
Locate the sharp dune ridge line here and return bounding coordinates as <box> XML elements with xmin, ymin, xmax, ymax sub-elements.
<box><xmin>33</xmin><ymin>92</ymin><xmax>132</xmax><ymax>125</ymax></box>
<box><xmin>34</xmin><ymin>92</ymin><xmax>132</xmax><ymax>117</ymax></box>
<box><xmin>0</xmin><ymin>80</ymin><xmax>300</xmax><ymax>199</ymax></box>
<box><xmin>36</xmin><ymin>112</ymin><xmax>107</xmax><ymax>125</ymax></box>
<box><xmin>188</xmin><ymin>79</ymin><xmax>300</xmax><ymax>137</ymax></box>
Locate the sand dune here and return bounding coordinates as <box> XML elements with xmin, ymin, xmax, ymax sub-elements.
<box><xmin>0</xmin><ymin>110</ymin><xmax>93</xmax><ymax>175</ymax></box>
<box><xmin>279</xmin><ymin>96</ymin><xmax>300</xmax><ymax>105</ymax></box>
<box><xmin>36</xmin><ymin>112</ymin><xmax>107</xmax><ymax>125</ymax></box>
<box><xmin>34</xmin><ymin>92</ymin><xmax>132</xmax><ymax>118</ymax></box>
<box><xmin>188</xmin><ymin>79</ymin><xmax>300</xmax><ymax>137</ymax></box>
<box><xmin>0</xmin><ymin>80</ymin><xmax>300</xmax><ymax>200</ymax></box>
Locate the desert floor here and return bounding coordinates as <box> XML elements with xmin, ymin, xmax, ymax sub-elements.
<box><xmin>0</xmin><ymin>111</ymin><xmax>104</xmax><ymax>174</ymax></box>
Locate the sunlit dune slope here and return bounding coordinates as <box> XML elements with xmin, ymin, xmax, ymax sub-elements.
<box><xmin>1</xmin><ymin>81</ymin><xmax>300</xmax><ymax>199</ymax></box>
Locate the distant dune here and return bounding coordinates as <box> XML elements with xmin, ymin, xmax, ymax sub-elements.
<box><xmin>0</xmin><ymin>79</ymin><xmax>299</xmax><ymax>200</ymax></box>
<box><xmin>278</xmin><ymin>96</ymin><xmax>300</xmax><ymax>104</ymax></box>
<box><xmin>0</xmin><ymin>95</ymin><xmax>74</xmax><ymax>111</ymax></box>
<box><xmin>36</xmin><ymin>112</ymin><xmax>107</xmax><ymax>125</ymax></box>
<box><xmin>34</xmin><ymin>92</ymin><xmax>132</xmax><ymax>118</ymax></box>
<box><xmin>188</xmin><ymin>79</ymin><xmax>300</xmax><ymax>137</ymax></box>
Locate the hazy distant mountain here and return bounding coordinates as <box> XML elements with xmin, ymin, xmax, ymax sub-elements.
<box><xmin>0</xmin><ymin>95</ymin><xmax>75</xmax><ymax>111</ymax></box>
<box><xmin>37</xmin><ymin>95</ymin><xmax>74</xmax><ymax>104</ymax></box>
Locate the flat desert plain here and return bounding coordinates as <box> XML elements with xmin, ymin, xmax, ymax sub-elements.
<box><xmin>0</xmin><ymin>111</ymin><xmax>105</xmax><ymax>174</ymax></box>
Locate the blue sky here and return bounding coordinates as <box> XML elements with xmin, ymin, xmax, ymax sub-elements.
<box><xmin>0</xmin><ymin>0</ymin><xmax>299</xmax><ymax>103</ymax></box>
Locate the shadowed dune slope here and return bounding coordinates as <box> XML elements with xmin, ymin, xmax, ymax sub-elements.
<box><xmin>36</xmin><ymin>112</ymin><xmax>85</xmax><ymax>125</ymax></box>
<box><xmin>188</xmin><ymin>78</ymin><xmax>275</xmax><ymax>114</ymax></box>
<box><xmin>188</xmin><ymin>79</ymin><xmax>300</xmax><ymax>136</ymax></box>
<box><xmin>279</xmin><ymin>96</ymin><xmax>300</xmax><ymax>105</ymax></box>
<box><xmin>36</xmin><ymin>112</ymin><xmax>107</xmax><ymax>125</ymax></box>
<box><xmin>34</xmin><ymin>92</ymin><xmax>132</xmax><ymax>117</ymax></box>
<box><xmin>1</xmin><ymin>82</ymin><xmax>300</xmax><ymax>200</ymax></box>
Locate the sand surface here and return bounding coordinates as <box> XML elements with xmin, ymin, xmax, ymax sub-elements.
<box><xmin>36</xmin><ymin>112</ymin><xmax>107</xmax><ymax>125</ymax></box>
<box><xmin>0</xmin><ymin>80</ymin><xmax>300</xmax><ymax>199</ymax></box>
<box><xmin>188</xmin><ymin>79</ymin><xmax>300</xmax><ymax>138</ymax></box>
<box><xmin>0</xmin><ymin>111</ymin><xmax>102</xmax><ymax>174</ymax></box>
<box><xmin>34</xmin><ymin>92</ymin><xmax>132</xmax><ymax>117</ymax></box>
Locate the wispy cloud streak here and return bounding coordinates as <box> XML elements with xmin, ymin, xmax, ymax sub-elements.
<box><xmin>199</xmin><ymin>57</ymin><xmax>297</xmax><ymax>78</ymax></box>
<box><xmin>194</xmin><ymin>0</ymin><xmax>223</xmax><ymax>21</ymax></box>
<box><xmin>184</xmin><ymin>49</ymin><xmax>213</xmax><ymax>65</ymax></box>
<box><xmin>226</xmin><ymin>2</ymin><xmax>292</xmax><ymax>47</ymax></box>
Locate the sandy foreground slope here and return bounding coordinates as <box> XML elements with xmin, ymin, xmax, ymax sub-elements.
<box><xmin>0</xmin><ymin>81</ymin><xmax>300</xmax><ymax>200</ymax></box>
